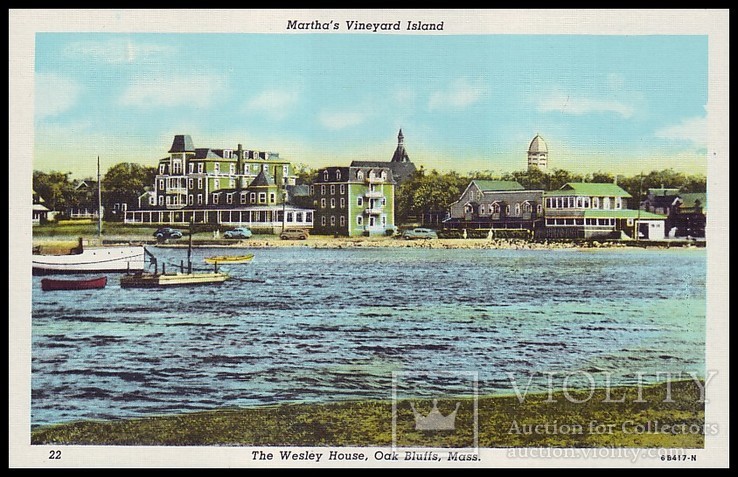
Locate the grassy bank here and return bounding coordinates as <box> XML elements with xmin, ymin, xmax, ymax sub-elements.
<box><xmin>31</xmin><ymin>380</ymin><xmax>704</xmax><ymax>447</ymax></box>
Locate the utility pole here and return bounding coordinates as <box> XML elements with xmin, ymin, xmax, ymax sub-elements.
<box><xmin>97</xmin><ymin>155</ymin><xmax>103</xmax><ymax>240</ymax></box>
<box><xmin>282</xmin><ymin>186</ymin><xmax>287</xmax><ymax>233</ymax></box>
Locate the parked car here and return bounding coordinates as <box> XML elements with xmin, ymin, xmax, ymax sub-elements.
<box><xmin>280</xmin><ymin>228</ymin><xmax>309</xmax><ymax>240</ymax></box>
<box><xmin>401</xmin><ymin>228</ymin><xmax>438</xmax><ymax>240</ymax></box>
<box><xmin>153</xmin><ymin>227</ymin><xmax>183</xmax><ymax>240</ymax></box>
<box><xmin>223</xmin><ymin>227</ymin><xmax>253</xmax><ymax>239</ymax></box>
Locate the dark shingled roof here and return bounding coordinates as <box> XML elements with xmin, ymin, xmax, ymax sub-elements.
<box><xmin>249</xmin><ymin>170</ymin><xmax>276</xmax><ymax>187</ymax></box>
<box><xmin>168</xmin><ymin>135</ymin><xmax>195</xmax><ymax>153</ymax></box>
<box><xmin>350</xmin><ymin>160</ymin><xmax>416</xmax><ymax>184</ymax></box>
<box><xmin>193</xmin><ymin>148</ymin><xmax>223</xmax><ymax>159</ymax></box>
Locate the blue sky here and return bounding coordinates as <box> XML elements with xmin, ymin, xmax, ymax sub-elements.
<box><xmin>34</xmin><ymin>33</ymin><xmax>708</xmax><ymax>178</ymax></box>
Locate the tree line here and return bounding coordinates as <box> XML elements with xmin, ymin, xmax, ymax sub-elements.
<box><xmin>33</xmin><ymin>161</ymin><xmax>706</xmax><ymax>224</ymax></box>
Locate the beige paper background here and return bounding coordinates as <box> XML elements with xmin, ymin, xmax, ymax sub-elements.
<box><xmin>9</xmin><ymin>9</ymin><xmax>729</xmax><ymax>468</ymax></box>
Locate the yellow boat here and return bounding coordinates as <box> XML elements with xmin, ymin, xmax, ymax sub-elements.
<box><xmin>204</xmin><ymin>254</ymin><xmax>255</xmax><ymax>265</ymax></box>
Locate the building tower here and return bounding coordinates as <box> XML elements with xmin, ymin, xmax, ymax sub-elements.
<box><xmin>527</xmin><ymin>134</ymin><xmax>548</xmax><ymax>171</ymax></box>
<box><xmin>391</xmin><ymin>129</ymin><xmax>411</xmax><ymax>163</ymax></box>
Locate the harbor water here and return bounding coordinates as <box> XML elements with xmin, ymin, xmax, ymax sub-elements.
<box><xmin>31</xmin><ymin>246</ymin><xmax>706</xmax><ymax>427</ymax></box>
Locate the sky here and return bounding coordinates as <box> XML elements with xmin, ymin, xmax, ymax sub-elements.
<box><xmin>34</xmin><ymin>33</ymin><xmax>708</xmax><ymax>179</ymax></box>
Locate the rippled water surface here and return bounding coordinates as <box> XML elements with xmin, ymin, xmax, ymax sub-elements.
<box><xmin>32</xmin><ymin>246</ymin><xmax>706</xmax><ymax>426</ymax></box>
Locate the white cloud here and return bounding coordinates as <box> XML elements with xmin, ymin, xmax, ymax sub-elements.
<box><xmin>428</xmin><ymin>78</ymin><xmax>486</xmax><ymax>111</ymax></box>
<box><xmin>318</xmin><ymin>110</ymin><xmax>366</xmax><ymax>130</ymax></box>
<box><xmin>64</xmin><ymin>39</ymin><xmax>175</xmax><ymax>64</ymax></box>
<box><xmin>654</xmin><ymin>116</ymin><xmax>707</xmax><ymax>147</ymax></box>
<box><xmin>119</xmin><ymin>74</ymin><xmax>227</xmax><ymax>108</ymax></box>
<box><xmin>35</xmin><ymin>73</ymin><xmax>82</xmax><ymax>119</ymax></box>
<box><xmin>244</xmin><ymin>89</ymin><xmax>299</xmax><ymax>121</ymax></box>
<box><xmin>538</xmin><ymin>92</ymin><xmax>634</xmax><ymax>118</ymax></box>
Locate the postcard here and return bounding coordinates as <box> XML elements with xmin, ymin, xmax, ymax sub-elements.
<box><xmin>9</xmin><ymin>9</ymin><xmax>729</xmax><ymax>468</ymax></box>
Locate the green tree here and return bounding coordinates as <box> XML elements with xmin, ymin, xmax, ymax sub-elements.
<box><xmin>293</xmin><ymin>163</ymin><xmax>317</xmax><ymax>185</ymax></box>
<box><xmin>32</xmin><ymin>170</ymin><xmax>75</xmax><ymax>211</ymax></box>
<box><xmin>102</xmin><ymin>162</ymin><xmax>156</xmax><ymax>218</ymax></box>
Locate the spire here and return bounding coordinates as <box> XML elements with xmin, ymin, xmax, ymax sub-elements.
<box><xmin>391</xmin><ymin>129</ymin><xmax>409</xmax><ymax>163</ymax></box>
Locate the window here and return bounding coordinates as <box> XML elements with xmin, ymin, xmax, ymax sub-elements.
<box><xmin>258</xmin><ymin>192</ymin><xmax>266</xmax><ymax>203</ymax></box>
<box><xmin>305</xmin><ymin>212</ymin><xmax>313</xmax><ymax>223</ymax></box>
<box><xmin>287</xmin><ymin>212</ymin><xmax>293</xmax><ymax>223</ymax></box>
<box><xmin>189</xmin><ymin>195</ymin><xmax>194</xmax><ymax>205</ymax></box>
<box><xmin>357</xmin><ymin>197</ymin><xmax>364</xmax><ymax>207</ymax></box>
<box><xmin>546</xmin><ymin>198</ymin><xmax>552</xmax><ymax>208</ymax></box>
<box><xmin>480</xmin><ymin>205</ymin><xmax>486</xmax><ymax>215</ymax></box>
<box><xmin>357</xmin><ymin>216</ymin><xmax>363</xmax><ymax>226</ymax></box>
<box><xmin>172</xmin><ymin>161</ymin><xmax>181</xmax><ymax>174</ymax></box>
<box><xmin>159</xmin><ymin>164</ymin><xmax>165</xmax><ymax>174</ymax></box>
<box><xmin>615</xmin><ymin>197</ymin><xmax>622</xmax><ymax>209</ymax></box>
<box><xmin>250</xmin><ymin>192</ymin><xmax>256</xmax><ymax>203</ymax></box>
<box><xmin>537</xmin><ymin>204</ymin><xmax>542</xmax><ymax>213</ymax></box>
<box><xmin>381</xmin><ymin>197</ymin><xmax>386</xmax><ymax>207</ymax></box>
<box><xmin>381</xmin><ymin>215</ymin><xmax>387</xmax><ymax>226</ymax></box>
<box><xmin>381</xmin><ymin>170</ymin><xmax>387</xmax><ymax>180</ymax></box>
<box><xmin>565</xmin><ymin>218</ymin><xmax>574</xmax><ymax>225</ymax></box>
<box><xmin>514</xmin><ymin>203</ymin><xmax>521</xmax><ymax>215</ymax></box>
<box><xmin>213</xmin><ymin>194</ymin><xmax>219</xmax><ymax>204</ymax></box>
<box><xmin>240</xmin><ymin>193</ymin><xmax>247</xmax><ymax>204</ymax></box>
<box><xmin>197</xmin><ymin>194</ymin><xmax>203</xmax><ymax>205</ymax></box>
<box><xmin>357</xmin><ymin>171</ymin><xmax>364</xmax><ymax>180</ymax></box>
<box><xmin>336</xmin><ymin>170</ymin><xmax>341</xmax><ymax>180</ymax></box>
<box><xmin>198</xmin><ymin>178</ymin><xmax>203</xmax><ymax>189</ymax></box>
<box><xmin>158</xmin><ymin>196</ymin><xmax>164</xmax><ymax>206</ymax></box>
<box><xmin>330</xmin><ymin>185</ymin><xmax>335</xmax><ymax>195</ymax></box>
<box><xmin>576</xmin><ymin>219</ymin><xmax>584</xmax><ymax>225</ymax></box>
<box><xmin>330</xmin><ymin>198</ymin><xmax>336</xmax><ymax>208</ymax></box>
<box><xmin>323</xmin><ymin>171</ymin><xmax>329</xmax><ymax>181</ymax></box>
<box><xmin>159</xmin><ymin>179</ymin><xmax>165</xmax><ymax>190</ymax></box>
<box><xmin>283</xmin><ymin>165</ymin><xmax>289</xmax><ymax>176</ymax></box>
<box><xmin>603</xmin><ymin>197</ymin><xmax>611</xmax><ymax>210</ymax></box>
<box><xmin>229</xmin><ymin>163</ymin><xmax>235</xmax><ymax>174</ymax></box>
<box><xmin>321</xmin><ymin>185</ymin><xmax>326</xmax><ymax>195</ymax></box>
<box><xmin>296</xmin><ymin>212</ymin><xmax>303</xmax><ymax>222</ymax></box>
<box><xmin>505</xmin><ymin>205</ymin><xmax>511</xmax><ymax>215</ymax></box>
<box><xmin>340</xmin><ymin>184</ymin><xmax>345</xmax><ymax>194</ymax></box>
<box><xmin>583</xmin><ymin>197</ymin><xmax>590</xmax><ymax>208</ymax></box>
<box><xmin>330</xmin><ymin>216</ymin><xmax>336</xmax><ymax>226</ymax></box>
<box><xmin>321</xmin><ymin>216</ymin><xmax>326</xmax><ymax>226</ymax></box>
<box><xmin>576</xmin><ymin>197</ymin><xmax>583</xmax><ymax>208</ymax></box>
<box><xmin>270</xmin><ymin>193</ymin><xmax>275</xmax><ymax>204</ymax></box>
<box><xmin>592</xmin><ymin>197</ymin><xmax>600</xmax><ymax>208</ymax></box>
<box><xmin>492</xmin><ymin>203</ymin><xmax>500</xmax><ymax>214</ymax></box>
<box><xmin>189</xmin><ymin>163</ymin><xmax>194</xmax><ymax>173</ymax></box>
<box><xmin>189</xmin><ymin>178</ymin><xmax>194</xmax><ymax>188</ymax></box>
<box><xmin>166</xmin><ymin>196</ymin><xmax>171</xmax><ymax>205</ymax></box>
<box><xmin>546</xmin><ymin>218</ymin><xmax>554</xmax><ymax>226</ymax></box>
<box><xmin>229</xmin><ymin>179</ymin><xmax>235</xmax><ymax>188</ymax></box>
<box><xmin>321</xmin><ymin>198</ymin><xmax>326</xmax><ymax>208</ymax></box>
<box><xmin>340</xmin><ymin>198</ymin><xmax>345</xmax><ymax>208</ymax></box>
<box><xmin>150</xmin><ymin>196</ymin><xmax>156</xmax><ymax>206</ymax></box>
<box><xmin>214</xmin><ymin>163</ymin><xmax>220</xmax><ymax>174</ymax></box>
<box><xmin>227</xmin><ymin>194</ymin><xmax>233</xmax><ymax>204</ymax></box>
<box><xmin>340</xmin><ymin>216</ymin><xmax>345</xmax><ymax>226</ymax></box>
<box><xmin>198</xmin><ymin>163</ymin><xmax>203</xmax><ymax>173</ymax></box>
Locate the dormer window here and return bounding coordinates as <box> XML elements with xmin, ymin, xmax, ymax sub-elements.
<box><xmin>336</xmin><ymin>170</ymin><xmax>341</xmax><ymax>181</ymax></box>
<box><xmin>323</xmin><ymin>170</ymin><xmax>329</xmax><ymax>181</ymax></box>
<box><xmin>159</xmin><ymin>164</ymin><xmax>165</xmax><ymax>174</ymax></box>
<box><xmin>357</xmin><ymin>171</ymin><xmax>364</xmax><ymax>180</ymax></box>
<box><xmin>381</xmin><ymin>170</ymin><xmax>387</xmax><ymax>180</ymax></box>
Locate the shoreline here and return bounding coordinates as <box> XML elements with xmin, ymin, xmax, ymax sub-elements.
<box><xmin>32</xmin><ymin>234</ymin><xmax>706</xmax><ymax>251</ymax></box>
<box><xmin>31</xmin><ymin>379</ymin><xmax>705</xmax><ymax>447</ymax></box>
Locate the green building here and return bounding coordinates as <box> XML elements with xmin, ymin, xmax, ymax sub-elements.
<box><xmin>312</xmin><ymin>166</ymin><xmax>395</xmax><ymax>236</ymax></box>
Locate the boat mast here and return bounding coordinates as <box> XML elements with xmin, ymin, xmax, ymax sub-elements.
<box><xmin>97</xmin><ymin>155</ymin><xmax>102</xmax><ymax>240</ymax></box>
